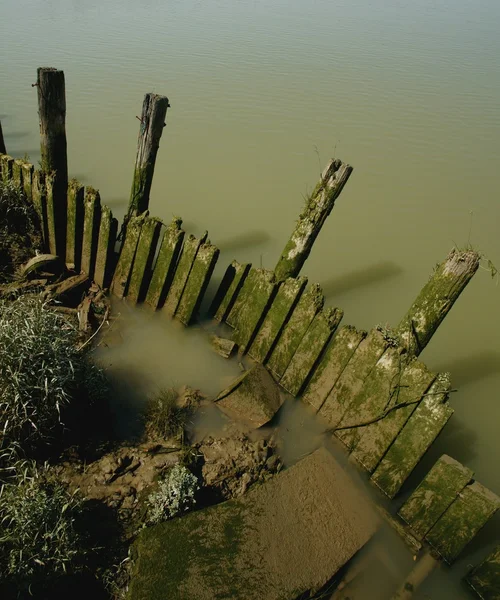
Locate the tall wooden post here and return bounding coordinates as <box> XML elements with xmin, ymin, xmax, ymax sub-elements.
<box><xmin>124</xmin><ymin>93</ymin><xmax>169</xmax><ymax>228</ymax></box>
<box><xmin>37</xmin><ymin>67</ymin><xmax>68</xmax><ymax>258</ymax></box>
<box><xmin>274</xmin><ymin>158</ymin><xmax>353</xmax><ymax>282</ymax></box>
<box><xmin>396</xmin><ymin>248</ymin><xmax>479</xmax><ymax>356</ymax></box>
<box><xmin>0</xmin><ymin>120</ymin><xmax>6</xmax><ymax>154</ymax></box>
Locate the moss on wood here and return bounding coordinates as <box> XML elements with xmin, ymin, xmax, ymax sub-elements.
<box><xmin>127</xmin><ymin>217</ymin><xmax>163</xmax><ymax>304</ymax></box>
<box><xmin>80</xmin><ymin>187</ymin><xmax>101</xmax><ymax>279</ymax></box>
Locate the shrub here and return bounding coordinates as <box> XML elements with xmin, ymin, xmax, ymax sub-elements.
<box><xmin>0</xmin><ymin>294</ymin><xmax>107</xmax><ymax>454</ymax></box>
<box><xmin>0</xmin><ymin>463</ymin><xmax>85</xmax><ymax>587</ymax></box>
<box><xmin>0</xmin><ymin>181</ymin><xmax>43</xmax><ymax>282</ymax></box>
<box><xmin>146</xmin><ymin>464</ymin><xmax>199</xmax><ymax>525</ymax></box>
<box><xmin>144</xmin><ymin>388</ymin><xmax>190</xmax><ymax>440</ymax></box>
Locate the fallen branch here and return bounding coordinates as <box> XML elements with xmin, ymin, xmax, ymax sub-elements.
<box><xmin>77</xmin><ymin>307</ymin><xmax>109</xmax><ymax>351</ymax></box>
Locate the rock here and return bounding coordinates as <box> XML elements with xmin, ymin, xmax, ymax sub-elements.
<box><xmin>210</xmin><ymin>334</ymin><xmax>236</xmax><ymax>358</ymax></box>
<box><xmin>215</xmin><ymin>364</ymin><xmax>283</xmax><ymax>428</ymax></box>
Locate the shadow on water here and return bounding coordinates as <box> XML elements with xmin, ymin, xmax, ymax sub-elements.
<box><xmin>433</xmin><ymin>350</ymin><xmax>500</xmax><ymax>387</ymax></box>
<box><xmin>320</xmin><ymin>261</ymin><xmax>403</xmax><ymax>299</ymax></box>
<box><xmin>218</xmin><ymin>230</ymin><xmax>271</xmax><ymax>253</ymax></box>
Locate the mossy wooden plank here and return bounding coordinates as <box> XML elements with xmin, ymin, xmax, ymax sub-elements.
<box><xmin>80</xmin><ymin>187</ymin><xmax>101</xmax><ymax>279</ymax></box>
<box><xmin>211</xmin><ymin>261</ymin><xmax>251</xmax><ymax>323</ymax></box>
<box><xmin>66</xmin><ymin>180</ymin><xmax>84</xmax><ymax>269</ymax></box>
<box><xmin>111</xmin><ymin>215</ymin><xmax>144</xmax><ymax>298</ymax></box>
<box><xmin>371</xmin><ymin>375</ymin><xmax>454</xmax><ymax>499</ymax></box>
<box><xmin>94</xmin><ymin>205</ymin><xmax>118</xmax><ymax>289</ymax></box>
<box><xmin>145</xmin><ymin>218</ymin><xmax>184</xmax><ymax>310</ymax></box>
<box><xmin>336</xmin><ymin>345</ymin><xmax>406</xmax><ymax>450</ymax></box>
<box><xmin>1</xmin><ymin>154</ymin><xmax>14</xmax><ymax>183</ymax></box>
<box><xmin>467</xmin><ymin>545</ymin><xmax>500</xmax><ymax>600</ymax></box>
<box><xmin>163</xmin><ymin>233</ymin><xmax>206</xmax><ymax>317</ymax></box>
<box><xmin>351</xmin><ymin>359</ymin><xmax>436</xmax><ymax>473</ymax></box>
<box><xmin>225</xmin><ymin>265</ymin><xmax>262</xmax><ymax>329</ymax></box>
<box><xmin>426</xmin><ymin>481</ymin><xmax>500</xmax><ymax>564</ymax></box>
<box><xmin>248</xmin><ymin>276</ymin><xmax>307</xmax><ymax>364</ymax></box>
<box><xmin>176</xmin><ymin>241</ymin><xmax>220</xmax><ymax>325</ymax></box>
<box><xmin>302</xmin><ymin>326</ymin><xmax>366</xmax><ymax>413</ymax></box>
<box><xmin>280</xmin><ymin>307</ymin><xmax>344</xmax><ymax>397</ymax></box>
<box><xmin>21</xmin><ymin>162</ymin><xmax>33</xmax><ymax>202</ymax></box>
<box><xmin>32</xmin><ymin>170</ymin><xmax>49</xmax><ymax>250</ymax></box>
<box><xmin>318</xmin><ymin>329</ymin><xmax>389</xmax><ymax>429</ymax></box>
<box><xmin>398</xmin><ymin>455</ymin><xmax>473</xmax><ymax>540</ymax></box>
<box><xmin>267</xmin><ymin>283</ymin><xmax>324</xmax><ymax>380</ymax></box>
<box><xmin>12</xmin><ymin>159</ymin><xmax>24</xmax><ymax>188</ymax></box>
<box><xmin>45</xmin><ymin>172</ymin><xmax>58</xmax><ymax>255</ymax></box>
<box><xmin>231</xmin><ymin>269</ymin><xmax>278</xmax><ymax>354</ymax></box>
<box><xmin>127</xmin><ymin>216</ymin><xmax>163</xmax><ymax>304</ymax></box>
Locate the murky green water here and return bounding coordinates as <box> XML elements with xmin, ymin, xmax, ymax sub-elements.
<box><xmin>2</xmin><ymin>0</ymin><xmax>500</xmax><ymax>597</ymax></box>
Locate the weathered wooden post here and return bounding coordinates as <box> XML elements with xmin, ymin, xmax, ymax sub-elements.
<box><xmin>36</xmin><ymin>67</ymin><xmax>68</xmax><ymax>258</ymax></box>
<box><xmin>396</xmin><ymin>248</ymin><xmax>480</xmax><ymax>356</ymax></box>
<box><xmin>124</xmin><ymin>93</ymin><xmax>170</xmax><ymax>230</ymax></box>
<box><xmin>0</xmin><ymin>120</ymin><xmax>6</xmax><ymax>154</ymax></box>
<box><xmin>273</xmin><ymin>158</ymin><xmax>353</xmax><ymax>282</ymax></box>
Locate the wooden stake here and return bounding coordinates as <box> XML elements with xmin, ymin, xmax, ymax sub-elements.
<box><xmin>274</xmin><ymin>158</ymin><xmax>353</xmax><ymax>282</ymax></box>
<box><xmin>0</xmin><ymin>121</ymin><xmax>6</xmax><ymax>154</ymax></box>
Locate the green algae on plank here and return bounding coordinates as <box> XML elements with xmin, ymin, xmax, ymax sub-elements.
<box><xmin>0</xmin><ymin>154</ymin><xmax>14</xmax><ymax>183</ymax></box>
<box><xmin>66</xmin><ymin>179</ymin><xmax>84</xmax><ymax>269</ymax></box>
<box><xmin>248</xmin><ymin>276</ymin><xmax>307</xmax><ymax>363</ymax></box>
<box><xmin>32</xmin><ymin>170</ymin><xmax>49</xmax><ymax>250</ymax></box>
<box><xmin>211</xmin><ymin>260</ymin><xmax>251</xmax><ymax>323</ymax></box>
<box><xmin>163</xmin><ymin>233</ymin><xmax>206</xmax><ymax>317</ymax></box>
<box><xmin>94</xmin><ymin>205</ymin><xmax>118</xmax><ymax>289</ymax></box>
<box><xmin>466</xmin><ymin>545</ymin><xmax>500</xmax><ymax>600</ymax></box>
<box><xmin>267</xmin><ymin>283</ymin><xmax>324</xmax><ymax>380</ymax></box>
<box><xmin>111</xmin><ymin>215</ymin><xmax>144</xmax><ymax>298</ymax></box>
<box><xmin>44</xmin><ymin>172</ymin><xmax>58</xmax><ymax>255</ymax></box>
<box><xmin>127</xmin><ymin>216</ymin><xmax>163</xmax><ymax>304</ymax></box>
<box><xmin>145</xmin><ymin>218</ymin><xmax>184</xmax><ymax>309</ymax></box>
<box><xmin>231</xmin><ymin>268</ymin><xmax>278</xmax><ymax>354</ymax></box>
<box><xmin>176</xmin><ymin>241</ymin><xmax>220</xmax><ymax>325</ymax></box>
<box><xmin>12</xmin><ymin>159</ymin><xmax>24</xmax><ymax>188</ymax></box>
<box><xmin>21</xmin><ymin>161</ymin><xmax>33</xmax><ymax>203</ymax></box>
<box><xmin>80</xmin><ymin>186</ymin><xmax>101</xmax><ymax>279</ymax></box>
<box><xmin>280</xmin><ymin>306</ymin><xmax>343</xmax><ymax>397</ymax></box>
<box><xmin>302</xmin><ymin>326</ymin><xmax>366</xmax><ymax>413</ymax></box>
<box><xmin>351</xmin><ymin>358</ymin><xmax>436</xmax><ymax>473</ymax></box>
<box><xmin>371</xmin><ymin>374</ymin><xmax>454</xmax><ymax>499</ymax></box>
<box><xmin>225</xmin><ymin>265</ymin><xmax>261</xmax><ymax>329</ymax></box>
<box><xmin>398</xmin><ymin>455</ymin><xmax>473</xmax><ymax>540</ymax></box>
<box><xmin>426</xmin><ymin>481</ymin><xmax>500</xmax><ymax>564</ymax></box>
<box><xmin>318</xmin><ymin>329</ymin><xmax>389</xmax><ymax>430</ymax></box>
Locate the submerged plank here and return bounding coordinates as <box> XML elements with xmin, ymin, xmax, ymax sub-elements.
<box><xmin>466</xmin><ymin>545</ymin><xmax>500</xmax><ymax>600</ymax></box>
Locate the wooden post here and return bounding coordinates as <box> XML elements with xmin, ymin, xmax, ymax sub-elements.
<box><xmin>124</xmin><ymin>93</ymin><xmax>170</xmax><ymax>228</ymax></box>
<box><xmin>0</xmin><ymin>120</ymin><xmax>6</xmax><ymax>154</ymax></box>
<box><xmin>274</xmin><ymin>158</ymin><xmax>353</xmax><ymax>282</ymax></box>
<box><xmin>396</xmin><ymin>249</ymin><xmax>479</xmax><ymax>356</ymax></box>
<box><xmin>36</xmin><ymin>67</ymin><xmax>68</xmax><ymax>258</ymax></box>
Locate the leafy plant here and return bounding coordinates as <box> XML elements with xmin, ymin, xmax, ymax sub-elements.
<box><xmin>146</xmin><ymin>464</ymin><xmax>199</xmax><ymax>525</ymax></box>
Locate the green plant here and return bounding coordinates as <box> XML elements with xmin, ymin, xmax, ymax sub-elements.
<box><xmin>144</xmin><ymin>388</ymin><xmax>190</xmax><ymax>440</ymax></box>
<box><xmin>0</xmin><ymin>462</ymin><xmax>85</xmax><ymax>586</ymax></box>
<box><xmin>146</xmin><ymin>464</ymin><xmax>199</xmax><ymax>525</ymax></box>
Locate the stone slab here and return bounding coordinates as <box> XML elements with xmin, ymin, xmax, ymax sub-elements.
<box><xmin>371</xmin><ymin>375</ymin><xmax>454</xmax><ymax>499</ymax></box>
<box><xmin>128</xmin><ymin>447</ymin><xmax>378</xmax><ymax>600</ymax></box>
<box><xmin>280</xmin><ymin>307</ymin><xmax>344</xmax><ymax>397</ymax></box>
<box><xmin>302</xmin><ymin>326</ymin><xmax>367</xmax><ymax>413</ymax></box>
<box><xmin>398</xmin><ymin>455</ymin><xmax>474</xmax><ymax>540</ymax></box>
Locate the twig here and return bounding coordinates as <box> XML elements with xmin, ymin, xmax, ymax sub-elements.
<box><xmin>77</xmin><ymin>307</ymin><xmax>109</xmax><ymax>351</ymax></box>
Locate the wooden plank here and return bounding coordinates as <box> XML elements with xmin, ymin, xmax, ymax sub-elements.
<box><xmin>127</xmin><ymin>216</ymin><xmax>163</xmax><ymax>304</ymax></box>
<box><xmin>466</xmin><ymin>545</ymin><xmax>500</xmax><ymax>600</ymax></box>
<box><xmin>145</xmin><ymin>218</ymin><xmax>184</xmax><ymax>310</ymax></box>
<box><xmin>248</xmin><ymin>276</ymin><xmax>307</xmax><ymax>364</ymax></box>
<box><xmin>66</xmin><ymin>180</ymin><xmax>85</xmax><ymax>269</ymax></box>
<box><xmin>371</xmin><ymin>375</ymin><xmax>454</xmax><ymax>499</ymax></box>
<box><xmin>163</xmin><ymin>233</ymin><xmax>206</xmax><ymax>317</ymax></box>
<box><xmin>302</xmin><ymin>326</ymin><xmax>366</xmax><ymax>413</ymax></box>
<box><xmin>1</xmin><ymin>154</ymin><xmax>14</xmax><ymax>183</ymax></box>
<box><xmin>398</xmin><ymin>455</ymin><xmax>473</xmax><ymax>540</ymax></box>
<box><xmin>280</xmin><ymin>307</ymin><xmax>343</xmax><ymax>396</ymax></box>
<box><xmin>267</xmin><ymin>283</ymin><xmax>324</xmax><ymax>380</ymax></box>
<box><xmin>21</xmin><ymin>162</ymin><xmax>34</xmax><ymax>202</ymax></box>
<box><xmin>12</xmin><ymin>159</ymin><xmax>24</xmax><ymax>188</ymax></box>
<box><xmin>175</xmin><ymin>241</ymin><xmax>220</xmax><ymax>325</ymax></box>
<box><xmin>231</xmin><ymin>269</ymin><xmax>278</xmax><ymax>354</ymax></box>
<box><xmin>94</xmin><ymin>205</ymin><xmax>118</xmax><ymax>289</ymax></box>
<box><xmin>351</xmin><ymin>359</ymin><xmax>436</xmax><ymax>473</ymax></box>
<box><xmin>426</xmin><ymin>481</ymin><xmax>500</xmax><ymax>564</ymax></box>
<box><xmin>32</xmin><ymin>170</ymin><xmax>49</xmax><ymax>250</ymax></box>
<box><xmin>318</xmin><ymin>329</ymin><xmax>389</xmax><ymax>430</ymax></box>
<box><xmin>45</xmin><ymin>172</ymin><xmax>58</xmax><ymax>255</ymax></box>
<box><xmin>210</xmin><ymin>260</ymin><xmax>251</xmax><ymax>323</ymax></box>
<box><xmin>111</xmin><ymin>215</ymin><xmax>144</xmax><ymax>298</ymax></box>
<box><xmin>81</xmin><ymin>187</ymin><xmax>101</xmax><ymax>279</ymax></box>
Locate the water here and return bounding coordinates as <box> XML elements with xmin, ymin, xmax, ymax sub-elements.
<box><xmin>2</xmin><ymin>0</ymin><xmax>500</xmax><ymax>596</ymax></box>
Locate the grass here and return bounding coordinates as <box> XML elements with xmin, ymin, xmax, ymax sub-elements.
<box><xmin>144</xmin><ymin>388</ymin><xmax>191</xmax><ymax>441</ymax></box>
